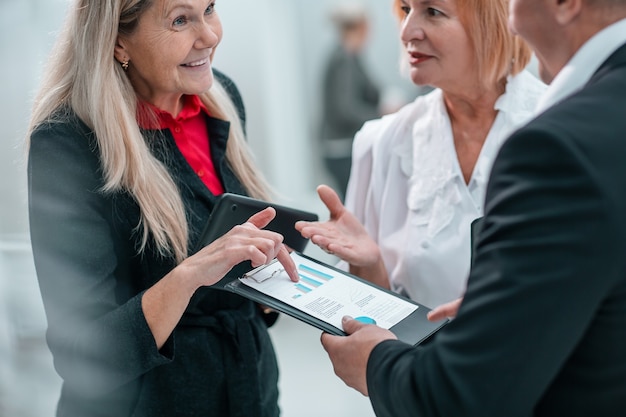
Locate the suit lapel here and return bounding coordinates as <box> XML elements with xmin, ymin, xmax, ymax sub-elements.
<box><xmin>587</xmin><ymin>42</ymin><xmax>626</xmax><ymax>85</ymax></box>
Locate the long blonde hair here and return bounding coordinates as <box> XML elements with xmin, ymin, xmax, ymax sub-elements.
<box><xmin>27</xmin><ymin>0</ymin><xmax>270</xmax><ymax>263</ymax></box>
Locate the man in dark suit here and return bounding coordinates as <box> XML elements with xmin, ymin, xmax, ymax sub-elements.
<box><xmin>320</xmin><ymin>0</ymin><xmax>626</xmax><ymax>415</ymax></box>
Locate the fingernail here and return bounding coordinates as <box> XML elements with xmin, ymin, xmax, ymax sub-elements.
<box><xmin>342</xmin><ymin>315</ymin><xmax>353</xmax><ymax>322</ymax></box>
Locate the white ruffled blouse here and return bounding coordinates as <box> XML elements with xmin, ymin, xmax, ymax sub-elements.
<box><xmin>344</xmin><ymin>70</ymin><xmax>546</xmax><ymax>308</ymax></box>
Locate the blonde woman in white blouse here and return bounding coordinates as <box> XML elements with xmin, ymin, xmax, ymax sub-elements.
<box><xmin>296</xmin><ymin>0</ymin><xmax>547</xmax><ymax>310</ymax></box>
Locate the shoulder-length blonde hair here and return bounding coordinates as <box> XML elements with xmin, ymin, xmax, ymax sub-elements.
<box><xmin>391</xmin><ymin>0</ymin><xmax>531</xmax><ymax>87</ymax></box>
<box><xmin>27</xmin><ymin>0</ymin><xmax>270</xmax><ymax>263</ymax></box>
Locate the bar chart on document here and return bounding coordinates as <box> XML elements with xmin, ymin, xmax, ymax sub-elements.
<box><xmin>240</xmin><ymin>252</ymin><xmax>417</xmax><ymax>332</ymax></box>
<box><xmin>294</xmin><ymin>263</ymin><xmax>332</xmax><ymax>297</ymax></box>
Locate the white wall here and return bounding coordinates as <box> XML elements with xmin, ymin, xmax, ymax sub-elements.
<box><xmin>0</xmin><ymin>0</ymin><xmax>69</xmax><ymax>237</ymax></box>
<box><xmin>213</xmin><ymin>0</ymin><xmax>315</xmax><ymax>206</ymax></box>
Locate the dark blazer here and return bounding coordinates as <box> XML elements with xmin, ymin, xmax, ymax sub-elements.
<box><xmin>28</xmin><ymin>71</ymin><xmax>279</xmax><ymax>417</ymax></box>
<box><xmin>366</xmin><ymin>44</ymin><xmax>626</xmax><ymax>416</ymax></box>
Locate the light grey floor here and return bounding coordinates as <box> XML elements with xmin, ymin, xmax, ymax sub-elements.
<box><xmin>271</xmin><ymin>312</ymin><xmax>376</xmax><ymax>417</ymax></box>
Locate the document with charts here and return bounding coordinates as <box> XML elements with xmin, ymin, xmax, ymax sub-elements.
<box><xmin>227</xmin><ymin>252</ymin><xmax>448</xmax><ymax>344</ymax></box>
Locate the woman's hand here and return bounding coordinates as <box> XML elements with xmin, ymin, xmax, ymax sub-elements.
<box><xmin>295</xmin><ymin>185</ymin><xmax>389</xmax><ymax>288</ymax></box>
<box><xmin>296</xmin><ymin>185</ymin><xmax>389</xmax><ymax>288</ymax></box>
<box><xmin>142</xmin><ymin>207</ymin><xmax>297</xmax><ymax>349</ymax></box>
<box><xmin>296</xmin><ymin>185</ymin><xmax>380</xmax><ymax>267</ymax></box>
<box><xmin>186</xmin><ymin>207</ymin><xmax>298</xmax><ymax>288</ymax></box>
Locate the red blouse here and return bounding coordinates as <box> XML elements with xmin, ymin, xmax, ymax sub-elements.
<box><xmin>139</xmin><ymin>95</ymin><xmax>224</xmax><ymax>195</ymax></box>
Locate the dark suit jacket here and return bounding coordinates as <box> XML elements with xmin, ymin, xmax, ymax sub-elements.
<box><xmin>28</xmin><ymin>71</ymin><xmax>280</xmax><ymax>417</ymax></box>
<box><xmin>366</xmin><ymin>44</ymin><xmax>626</xmax><ymax>416</ymax></box>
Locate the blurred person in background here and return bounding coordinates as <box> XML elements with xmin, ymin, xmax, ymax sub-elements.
<box><xmin>298</xmin><ymin>0</ymin><xmax>546</xmax><ymax>310</ymax></box>
<box><xmin>25</xmin><ymin>0</ymin><xmax>299</xmax><ymax>416</ymax></box>
<box><xmin>319</xmin><ymin>1</ymin><xmax>383</xmax><ymax>199</ymax></box>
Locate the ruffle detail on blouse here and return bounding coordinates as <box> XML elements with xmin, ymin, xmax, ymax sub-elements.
<box><xmin>392</xmin><ymin>89</ymin><xmax>463</xmax><ymax>238</ymax></box>
<box><xmin>392</xmin><ymin>71</ymin><xmax>546</xmax><ymax>239</ymax></box>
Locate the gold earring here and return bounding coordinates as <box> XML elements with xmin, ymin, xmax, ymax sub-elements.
<box><xmin>121</xmin><ymin>60</ymin><xmax>129</xmax><ymax>71</ymax></box>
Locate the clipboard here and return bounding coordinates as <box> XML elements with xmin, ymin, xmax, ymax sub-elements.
<box><xmin>215</xmin><ymin>251</ymin><xmax>448</xmax><ymax>346</ymax></box>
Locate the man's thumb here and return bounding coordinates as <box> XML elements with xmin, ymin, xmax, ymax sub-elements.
<box><xmin>341</xmin><ymin>315</ymin><xmax>368</xmax><ymax>334</ymax></box>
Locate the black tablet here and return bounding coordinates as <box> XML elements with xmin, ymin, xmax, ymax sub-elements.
<box><xmin>196</xmin><ymin>193</ymin><xmax>319</xmax><ymax>254</ymax></box>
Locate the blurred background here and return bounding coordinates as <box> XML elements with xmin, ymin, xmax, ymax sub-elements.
<box><xmin>0</xmin><ymin>0</ymin><xmax>421</xmax><ymax>416</ymax></box>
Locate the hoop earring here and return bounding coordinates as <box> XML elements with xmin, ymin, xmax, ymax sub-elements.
<box><xmin>121</xmin><ymin>60</ymin><xmax>129</xmax><ymax>71</ymax></box>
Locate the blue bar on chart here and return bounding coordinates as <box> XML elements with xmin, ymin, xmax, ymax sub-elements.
<box><xmin>298</xmin><ymin>264</ymin><xmax>334</xmax><ymax>281</ymax></box>
<box><xmin>295</xmin><ymin>283</ymin><xmax>312</xmax><ymax>294</ymax></box>
<box><xmin>299</xmin><ymin>275</ymin><xmax>323</xmax><ymax>288</ymax></box>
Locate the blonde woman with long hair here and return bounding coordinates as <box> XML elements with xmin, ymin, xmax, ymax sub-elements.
<box><xmin>26</xmin><ymin>0</ymin><xmax>297</xmax><ymax>416</ymax></box>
